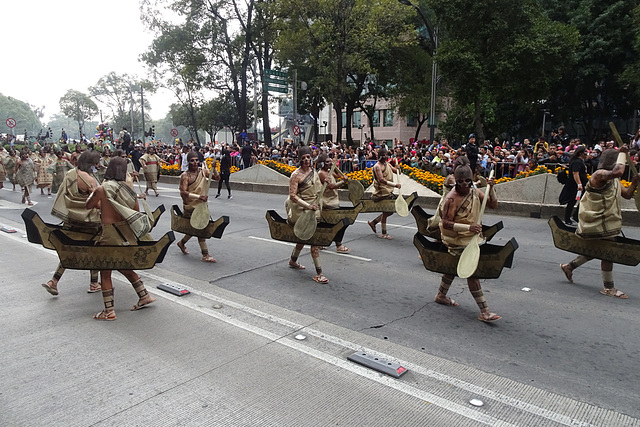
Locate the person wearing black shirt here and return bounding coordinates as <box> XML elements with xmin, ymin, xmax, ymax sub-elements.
<box><xmin>465</xmin><ymin>133</ymin><xmax>479</xmax><ymax>175</ymax></box>
<box><xmin>559</xmin><ymin>145</ymin><xmax>588</xmax><ymax>226</ymax></box>
<box><xmin>216</xmin><ymin>148</ymin><xmax>232</xmax><ymax>199</ymax></box>
<box><xmin>240</xmin><ymin>142</ymin><xmax>257</xmax><ymax>170</ymax></box>
<box><xmin>131</xmin><ymin>143</ymin><xmax>143</xmax><ymax>172</ymax></box>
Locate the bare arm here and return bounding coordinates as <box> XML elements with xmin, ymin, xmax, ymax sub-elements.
<box><xmin>179</xmin><ymin>173</ymin><xmax>207</xmax><ymax>204</ymax></box>
<box><xmin>289</xmin><ymin>170</ymin><xmax>317</xmax><ymax>210</ymax></box>
<box><xmin>441</xmin><ymin>192</ymin><xmax>483</xmax><ymax>234</ymax></box>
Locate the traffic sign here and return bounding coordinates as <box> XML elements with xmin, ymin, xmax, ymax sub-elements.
<box><xmin>6</xmin><ymin>118</ymin><xmax>16</xmax><ymax>128</ymax></box>
<box><xmin>265</xmin><ymin>69</ymin><xmax>288</xmax><ymax>78</ymax></box>
<box><xmin>293</xmin><ymin>125</ymin><xmax>301</xmax><ymax>136</ymax></box>
<box><xmin>264</xmin><ymin>84</ymin><xmax>288</xmax><ymax>94</ymax></box>
<box><xmin>170</xmin><ymin>128</ymin><xmax>179</xmax><ymax>137</ymax></box>
<box><xmin>264</xmin><ymin>69</ymin><xmax>289</xmax><ymax>94</ymax></box>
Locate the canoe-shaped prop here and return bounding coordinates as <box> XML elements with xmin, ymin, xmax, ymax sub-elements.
<box><xmin>320</xmin><ymin>202</ymin><xmax>364</xmax><ymax>225</ymax></box>
<box><xmin>22</xmin><ymin>206</ymin><xmax>166</xmax><ymax>250</ymax></box>
<box><xmin>413</xmin><ymin>232</ymin><xmax>518</xmax><ymax>279</ymax></box>
<box><xmin>548</xmin><ymin>215</ymin><xmax>640</xmax><ymax>266</ymax></box>
<box><xmin>357</xmin><ymin>191</ymin><xmax>418</xmax><ymax>213</ymax></box>
<box><xmin>266</xmin><ymin>210</ymin><xmax>350</xmax><ymax>246</ymax></box>
<box><xmin>410</xmin><ymin>205</ymin><xmax>504</xmax><ymax>242</ymax></box>
<box><xmin>171</xmin><ymin>205</ymin><xmax>229</xmax><ymax>239</ymax></box>
<box><xmin>48</xmin><ymin>229</ymin><xmax>174</xmax><ymax>270</ymax></box>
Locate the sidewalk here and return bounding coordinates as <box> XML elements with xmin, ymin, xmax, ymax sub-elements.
<box><xmin>1</xmin><ymin>221</ymin><xmax>637</xmax><ymax>426</ymax></box>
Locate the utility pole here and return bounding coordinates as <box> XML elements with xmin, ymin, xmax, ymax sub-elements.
<box><xmin>140</xmin><ymin>86</ymin><xmax>145</xmax><ymax>145</ymax></box>
<box><xmin>293</xmin><ymin>69</ymin><xmax>298</xmax><ymax>145</ymax></box>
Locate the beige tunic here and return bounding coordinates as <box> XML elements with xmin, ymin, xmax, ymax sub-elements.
<box><xmin>577</xmin><ymin>179</ymin><xmax>622</xmax><ymax>239</ymax></box>
<box><xmin>372</xmin><ymin>163</ymin><xmax>394</xmax><ymax>201</ymax></box>
<box><xmin>439</xmin><ymin>189</ymin><xmax>481</xmax><ymax>255</ymax></box>
<box><xmin>182</xmin><ymin>170</ymin><xmax>207</xmax><ymax>218</ymax></box>
<box><xmin>140</xmin><ymin>154</ymin><xmax>160</xmax><ymax>183</ymax></box>
<box><xmin>322</xmin><ymin>172</ymin><xmax>340</xmax><ymax>210</ymax></box>
<box><xmin>51</xmin><ymin>169</ymin><xmax>101</xmax><ymax>229</ymax></box>
<box><xmin>36</xmin><ymin>154</ymin><xmax>54</xmax><ymax>188</ymax></box>
<box><xmin>285</xmin><ymin>169</ymin><xmax>321</xmax><ymax>224</ymax></box>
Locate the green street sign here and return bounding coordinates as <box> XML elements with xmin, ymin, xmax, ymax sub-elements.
<box><xmin>264</xmin><ymin>77</ymin><xmax>288</xmax><ymax>86</ymax></box>
<box><xmin>263</xmin><ymin>83</ymin><xmax>289</xmax><ymax>94</ymax></box>
<box><xmin>265</xmin><ymin>69</ymin><xmax>288</xmax><ymax>78</ymax></box>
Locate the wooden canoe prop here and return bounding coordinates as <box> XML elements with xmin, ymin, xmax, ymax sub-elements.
<box><xmin>414</xmin><ymin>233</ymin><xmax>518</xmax><ymax>279</ymax></box>
<box><xmin>410</xmin><ymin>205</ymin><xmax>503</xmax><ymax>242</ymax></box>
<box><xmin>548</xmin><ymin>215</ymin><xmax>640</xmax><ymax>266</ymax></box>
<box><xmin>190</xmin><ymin>162</ymin><xmax>214</xmax><ymax>229</ymax></box>
<box><xmin>294</xmin><ymin>164</ymin><xmax>336</xmax><ymax>240</ymax></box>
<box><xmin>457</xmin><ymin>170</ymin><xmax>494</xmax><ymax>278</ymax></box>
<box><xmin>609</xmin><ymin>121</ymin><xmax>640</xmax><ymax>212</ymax></box>
<box><xmin>320</xmin><ymin>202</ymin><xmax>364</xmax><ymax>225</ymax></box>
<box><xmin>171</xmin><ymin>205</ymin><xmax>229</xmax><ymax>239</ymax></box>
<box><xmin>267</xmin><ymin>210</ymin><xmax>351</xmax><ymax>246</ymax></box>
<box><xmin>358</xmin><ymin>191</ymin><xmax>418</xmax><ymax>213</ymax></box>
<box><xmin>22</xmin><ymin>206</ymin><xmax>165</xmax><ymax>251</ymax></box>
<box><xmin>49</xmin><ymin>228</ymin><xmax>174</xmax><ymax>270</ymax></box>
<box><xmin>395</xmin><ymin>168</ymin><xmax>409</xmax><ymax>217</ymax></box>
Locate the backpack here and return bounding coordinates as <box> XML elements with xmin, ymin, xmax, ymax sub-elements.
<box><xmin>557</xmin><ymin>167</ymin><xmax>568</xmax><ymax>184</ymax></box>
<box><xmin>123</xmin><ymin>132</ymin><xmax>132</xmax><ymax>144</ymax></box>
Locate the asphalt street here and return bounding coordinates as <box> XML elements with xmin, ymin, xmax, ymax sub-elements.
<box><xmin>1</xmin><ymin>183</ymin><xmax>639</xmax><ymax>425</ymax></box>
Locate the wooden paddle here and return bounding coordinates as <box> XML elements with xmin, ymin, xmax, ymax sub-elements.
<box><xmin>457</xmin><ymin>170</ymin><xmax>494</xmax><ymax>279</ymax></box>
<box><xmin>609</xmin><ymin>122</ymin><xmax>640</xmax><ymax>212</ymax></box>
<box><xmin>190</xmin><ymin>161</ymin><xmax>214</xmax><ymax>230</ymax></box>
<box><xmin>293</xmin><ymin>164</ymin><xmax>336</xmax><ymax>240</ymax></box>
<box><xmin>394</xmin><ymin>166</ymin><xmax>409</xmax><ymax>217</ymax></box>
<box><xmin>336</xmin><ymin>168</ymin><xmax>365</xmax><ymax>201</ymax></box>
<box><xmin>134</xmin><ymin>178</ymin><xmax>154</xmax><ymax>224</ymax></box>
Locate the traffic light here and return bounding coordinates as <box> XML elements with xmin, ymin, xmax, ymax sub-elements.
<box><xmin>151</xmin><ymin>125</ymin><xmax>155</xmax><ymax>138</ymax></box>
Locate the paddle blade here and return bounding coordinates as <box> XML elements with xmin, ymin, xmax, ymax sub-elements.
<box><xmin>457</xmin><ymin>235</ymin><xmax>480</xmax><ymax>278</ymax></box>
<box><xmin>293</xmin><ymin>210</ymin><xmax>317</xmax><ymax>240</ymax></box>
<box><xmin>348</xmin><ymin>180</ymin><xmax>364</xmax><ymax>202</ymax></box>
<box><xmin>395</xmin><ymin>195</ymin><xmax>409</xmax><ymax>217</ymax></box>
<box><xmin>190</xmin><ymin>203</ymin><xmax>211</xmax><ymax>229</ymax></box>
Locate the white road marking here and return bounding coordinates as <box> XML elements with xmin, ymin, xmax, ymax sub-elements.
<box><xmin>248</xmin><ymin>236</ymin><xmax>371</xmax><ymax>261</ymax></box>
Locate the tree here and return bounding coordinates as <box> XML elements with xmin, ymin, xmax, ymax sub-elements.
<box><xmin>88</xmin><ymin>72</ymin><xmax>153</xmax><ymax>139</ymax></box>
<box><xmin>428</xmin><ymin>0</ymin><xmax>578</xmax><ymax>140</ymax></box>
<box><xmin>276</xmin><ymin>0</ymin><xmax>413</xmax><ymax>145</ymax></box>
<box><xmin>199</xmin><ymin>93</ymin><xmax>242</xmax><ymax>142</ymax></box>
<box><xmin>541</xmin><ymin>0</ymin><xmax>638</xmax><ymax>142</ymax></box>
<box><xmin>58</xmin><ymin>90</ymin><xmax>98</xmax><ymax>139</ymax></box>
<box><xmin>0</xmin><ymin>93</ymin><xmax>43</xmax><ymax>136</ymax></box>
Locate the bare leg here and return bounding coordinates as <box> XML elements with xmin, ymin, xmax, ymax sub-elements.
<box><xmin>560</xmin><ymin>255</ymin><xmax>591</xmax><ymax>284</ymax></box>
<box><xmin>177</xmin><ymin>235</ymin><xmax>191</xmax><ymax>254</ymax></box>
<box><xmin>600</xmin><ymin>260</ymin><xmax>627</xmax><ymax>298</ymax></box>
<box><xmin>435</xmin><ymin>274</ymin><xmax>458</xmax><ymax>306</ymax></box>
<box><xmin>378</xmin><ymin>212</ymin><xmax>393</xmax><ymax>239</ymax></box>
<box><xmin>199</xmin><ymin>238</ymin><xmax>216</xmax><ymax>262</ymax></box>
<box><xmin>289</xmin><ymin>243</ymin><xmax>306</xmax><ymax>269</ymax></box>
<box><xmin>121</xmin><ymin>271</ymin><xmax>156</xmax><ymax>310</ymax></box>
<box><xmin>94</xmin><ymin>270</ymin><xmax>116</xmax><ymax>320</ymax></box>
<box><xmin>468</xmin><ymin>278</ymin><xmax>500</xmax><ymax>322</ymax></box>
<box><xmin>311</xmin><ymin>245</ymin><xmax>328</xmax><ymax>283</ymax></box>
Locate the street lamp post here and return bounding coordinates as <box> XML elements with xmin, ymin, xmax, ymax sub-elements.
<box><xmin>398</xmin><ymin>0</ymin><xmax>438</xmax><ymax>144</ymax></box>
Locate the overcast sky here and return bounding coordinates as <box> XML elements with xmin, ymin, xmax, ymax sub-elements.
<box><xmin>3</xmin><ymin>0</ymin><xmax>173</xmax><ymax>123</ymax></box>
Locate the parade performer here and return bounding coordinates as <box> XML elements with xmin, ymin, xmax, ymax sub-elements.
<box><xmin>70</xmin><ymin>144</ymin><xmax>83</xmax><ymax>166</ymax></box>
<box><xmin>4</xmin><ymin>149</ymin><xmax>18</xmax><ymax>191</ymax></box>
<box><xmin>35</xmin><ymin>146</ymin><xmax>54</xmax><ymax>195</ymax></box>
<box><xmin>176</xmin><ymin>151</ymin><xmax>219</xmax><ymax>262</ymax></box>
<box><xmin>43</xmin><ymin>150</ymin><xmax>102</xmax><ymax>295</ymax></box>
<box><xmin>425</xmin><ymin>156</ymin><xmax>464</xmax><ymax>237</ymax></box>
<box><xmin>139</xmin><ymin>146</ymin><xmax>166</xmax><ymax>196</ymax></box>
<box><xmin>97</xmin><ymin>147</ymin><xmax>112</xmax><ymax>183</ymax></box>
<box><xmin>86</xmin><ymin>157</ymin><xmax>155</xmax><ymax>320</ymax></box>
<box><xmin>318</xmin><ymin>152</ymin><xmax>350</xmax><ymax>253</ymax></box>
<box><xmin>15</xmin><ymin>151</ymin><xmax>36</xmax><ymax>206</ymax></box>
<box><xmin>560</xmin><ymin>146</ymin><xmax>639</xmax><ymax>298</ymax></box>
<box><xmin>435</xmin><ymin>161</ymin><xmax>501</xmax><ymax>322</ymax></box>
<box><xmin>0</xmin><ymin>146</ymin><xmax>7</xmax><ymax>189</ymax></box>
<box><xmin>367</xmin><ymin>145</ymin><xmax>401</xmax><ymax>239</ymax></box>
<box><xmin>285</xmin><ymin>146</ymin><xmax>328</xmax><ymax>284</ymax></box>
<box><xmin>47</xmin><ymin>149</ymin><xmax>74</xmax><ymax>194</ymax></box>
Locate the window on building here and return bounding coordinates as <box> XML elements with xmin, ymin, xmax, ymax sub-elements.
<box><xmin>352</xmin><ymin>111</ymin><xmax>361</xmax><ymax>128</ymax></box>
<box><xmin>383</xmin><ymin>110</ymin><xmax>394</xmax><ymax>127</ymax></box>
<box><xmin>342</xmin><ymin>112</ymin><xmax>347</xmax><ymax>128</ymax></box>
<box><xmin>372</xmin><ymin>110</ymin><xmax>380</xmax><ymax>127</ymax></box>
<box><xmin>407</xmin><ymin>115</ymin><xmax>417</xmax><ymax>127</ymax></box>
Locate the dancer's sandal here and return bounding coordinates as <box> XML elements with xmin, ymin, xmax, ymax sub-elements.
<box><xmin>201</xmin><ymin>255</ymin><xmax>217</xmax><ymax>263</ymax></box>
<box><xmin>378</xmin><ymin>234</ymin><xmax>393</xmax><ymax>240</ymax></box>
<box><xmin>560</xmin><ymin>264</ymin><xmax>573</xmax><ymax>284</ymax></box>
<box><xmin>177</xmin><ymin>241</ymin><xmax>189</xmax><ymax>254</ymax></box>
<box><xmin>600</xmin><ymin>288</ymin><xmax>628</xmax><ymax>299</ymax></box>
<box><xmin>131</xmin><ymin>295</ymin><xmax>156</xmax><ymax>311</ymax></box>
<box><xmin>87</xmin><ymin>282</ymin><xmax>102</xmax><ymax>293</ymax></box>
<box><xmin>41</xmin><ymin>281</ymin><xmax>59</xmax><ymax>296</ymax></box>
<box><xmin>478</xmin><ymin>313</ymin><xmax>501</xmax><ymax>323</ymax></box>
<box><xmin>288</xmin><ymin>261</ymin><xmax>305</xmax><ymax>270</ymax></box>
<box><xmin>93</xmin><ymin>309</ymin><xmax>116</xmax><ymax>321</ymax></box>
<box><xmin>367</xmin><ymin>221</ymin><xmax>377</xmax><ymax>234</ymax></box>
<box><xmin>336</xmin><ymin>246</ymin><xmax>350</xmax><ymax>253</ymax></box>
<box><xmin>435</xmin><ymin>296</ymin><xmax>459</xmax><ymax>306</ymax></box>
<box><xmin>313</xmin><ymin>274</ymin><xmax>329</xmax><ymax>284</ymax></box>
